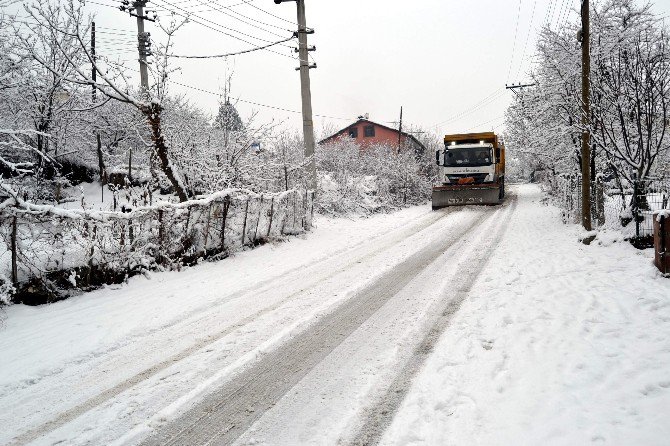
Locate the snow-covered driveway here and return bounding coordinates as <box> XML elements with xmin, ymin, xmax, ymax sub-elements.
<box><xmin>1</xmin><ymin>184</ymin><xmax>669</xmax><ymax>446</ymax></box>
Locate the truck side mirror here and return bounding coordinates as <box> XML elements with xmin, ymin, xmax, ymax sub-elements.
<box><xmin>495</xmin><ymin>148</ymin><xmax>501</xmax><ymax>161</ymax></box>
<box><xmin>435</xmin><ymin>150</ymin><xmax>440</xmax><ymax>165</ymax></box>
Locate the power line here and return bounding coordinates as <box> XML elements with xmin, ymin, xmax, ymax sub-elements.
<box><xmin>151</xmin><ymin>0</ymin><xmax>295</xmax><ymax>59</ymax></box>
<box><xmin>163</xmin><ymin>34</ymin><xmax>295</xmax><ymax>58</ymax></box>
<box><xmin>243</xmin><ymin>0</ymin><xmax>297</xmax><ymax>26</ymax></box>
<box><xmin>153</xmin><ymin>0</ymin><xmax>280</xmax><ymax>44</ymax></box>
<box><xmin>506</xmin><ymin>0</ymin><xmax>523</xmax><ymax>83</ymax></box>
<box><xmin>466</xmin><ymin>114</ymin><xmax>506</xmax><ymax>132</ymax></box>
<box><xmin>514</xmin><ymin>0</ymin><xmax>537</xmax><ymax>80</ymax></box>
<box><xmin>194</xmin><ymin>0</ymin><xmax>293</xmax><ymax>33</ymax></box>
<box><xmin>170</xmin><ymin>80</ymin><xmax>353</xmax><ymax>121</ymax></box>
<box><xmin>431</xmin><ymin>88</ymin><xmax>506</xmax><ymax>128</ymax></box>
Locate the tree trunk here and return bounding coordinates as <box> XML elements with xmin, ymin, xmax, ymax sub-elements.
<box><xmin>142</xmin><ymin>102</ymin><xmax>188</xmax><ymax>202</ymax></box>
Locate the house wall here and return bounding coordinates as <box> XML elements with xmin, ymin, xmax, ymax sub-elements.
<box><xmin>325</xmin><ymin>122</ymin><xmax>413</xmax><ymax>151</ymax></box>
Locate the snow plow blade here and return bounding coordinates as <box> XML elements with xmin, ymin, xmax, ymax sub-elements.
<box><xmin>432</xmin><ymin>185</ymin><xmax>502</xmax><ymax>209</ymax></box>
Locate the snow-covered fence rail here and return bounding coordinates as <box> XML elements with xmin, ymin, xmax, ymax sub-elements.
<box><xmin>0</xmin><ymin>189</ymin><xmax>314</xmax><ymax>304</ymax></box>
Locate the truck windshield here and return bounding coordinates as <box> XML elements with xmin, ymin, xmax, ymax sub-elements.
<box><xmin>444</xmin><ymin>148</ymin><xmax>492</xmax><ymax>167</ymax></box>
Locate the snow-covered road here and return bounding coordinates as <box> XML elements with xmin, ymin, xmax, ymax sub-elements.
<box><xmin>1</xmin><ymin>184</ymin><xmax>669</xmax><ymax>446</ymax></box>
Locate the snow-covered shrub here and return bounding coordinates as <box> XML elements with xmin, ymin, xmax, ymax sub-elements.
<box><xmin>315</xmin><ymin>138</ymin><xmax>433</xmax><ymax>216</ymax></box>
<box><xmin>0</xmin><ymin>275</ymin><xmax>14</xmax><ymax>306</ymax></box>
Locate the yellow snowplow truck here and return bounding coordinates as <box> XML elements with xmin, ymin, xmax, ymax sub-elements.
<box><xmin>432</xmin><ymin>132</ymin><xmax>505</xmax><ymax>209</ymax></box>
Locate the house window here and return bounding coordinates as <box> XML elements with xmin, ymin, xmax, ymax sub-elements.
<box><xmin>364</xmin><ymin>125</ymin><xmax>375</xmax><ymax>137</ymax></box>
<box><xmin>348</xmin><ymin>127</ymin><xmax>358</xmax><ymax>138</ymax></box>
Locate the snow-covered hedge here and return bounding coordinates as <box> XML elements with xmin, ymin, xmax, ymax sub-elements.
<box><xmin>0</xmin><ymin>188</ymin><xmax>313</xmax><ymax>305</ymax></box>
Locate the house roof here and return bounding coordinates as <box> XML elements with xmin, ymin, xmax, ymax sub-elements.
<box><xmin>319</xmin><ymin>118</ymin><xmax>426</xmax><ymax>151</ymax></box>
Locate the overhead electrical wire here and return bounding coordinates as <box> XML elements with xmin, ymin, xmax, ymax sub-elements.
<box><xmin>242</xmin><ymin>0</ymin><xmax>297</xmax><ymax>26</ymax></box>
<box><xmin>170</xmin><ymin>80</ymin><xmax>353</xmax><ymax>121</ymax></box>
<box><xmin>514</xmin><ymin>0</ymin><xmax>538</xmax><ymax>81</ymax></box>
<box><xmin>150</xmin><ymin>0</ymin><xmax>295</xmax><ymax>59</ymax></box>
<box><xmin>506</xmin><ymin>0</ymin><xmax>523</xmax><ymax>83</ymax></box>
<box><xmin>192</xmin><ymin>0</ymin><xmax>294</xmax><ymax>33</ymax></box>
<box><xmin>163</xmin><ymin>34</ymin><xmax>295</xmax><ymax>58</ymax></box>
<box><xmin>466</xmin><ymin>114</ymin><xmax>506</xmax><ymax>132</ymax></box>
<box><xmin>431</xmin><ymin>88</ymin><xmax>506</xmax><ymax>128</ymax></box>
<box><xmin>153</xmin><ymin>0</ymin><xmax>281</xmax><ymax>44</ymax></box>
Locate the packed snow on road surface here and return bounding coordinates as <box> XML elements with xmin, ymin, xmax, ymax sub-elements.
<box><xmin>0</xmin><ymin>184</ymin><xmax>668</xmax><ymax>446</ymax></box>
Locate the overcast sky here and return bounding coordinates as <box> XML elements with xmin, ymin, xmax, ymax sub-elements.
<box><xmin>8</xmin><ymin>0</ymin><xmax>670</xmax><ymax>137</ymax></box>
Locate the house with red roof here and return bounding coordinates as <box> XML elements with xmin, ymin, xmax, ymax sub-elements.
<box><xmin>319</xmin><ymin>117</ymin><xmax>426</xmax><ymax>154</ymax></box>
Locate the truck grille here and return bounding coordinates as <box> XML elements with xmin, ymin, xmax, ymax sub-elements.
<box><xmin>447</xmin><ymin>173</ymin><xmax>489</xmax><ymax>184</ymax></box>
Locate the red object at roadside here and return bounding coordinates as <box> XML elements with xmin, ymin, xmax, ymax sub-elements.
<box><xmin>654</xmin><ymin>212</ymin><xmax>670</xmax><ymax>274</ymax></box>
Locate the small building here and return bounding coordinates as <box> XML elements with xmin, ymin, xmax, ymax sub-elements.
<box><xmin>319</xmin><ymin>117</ymin><xmax>426</xmax><ymax>154</ymax></box>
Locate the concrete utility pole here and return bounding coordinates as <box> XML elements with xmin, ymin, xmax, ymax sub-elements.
<box><xmin>274</xmin><ymin>0</ymin><xmax>317</xmax><ymax>192</ymax></box>
<box><xmin>580</xmin><ymin>0</ymin><xmax>592</xmax><ymax>231</ymax></box>
<box><xmin>296</xmin><ymin>0</ymin><xmax>317</xmax><ymax>191</ymax></box>
<box><xmin>134</xmin><ymin>0</ymin><xmax>150</xmax><ymax>93</ymax></box>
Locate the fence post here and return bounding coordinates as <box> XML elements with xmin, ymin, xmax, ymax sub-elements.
<box><xmin>596</xmin><ymin>178</ymin><xmax>605</xmax><ymax>227</ymax></box>
<box><xmin>158</xmin><ymin>209</ymin><xmax>165</xmax><ymax>265</ymax></box>
<box><xmin>183</xmin><ymin>207</ymin><xmax>191</xmax><ymax>254</ymax></box>
<box><xmin>241</xmin><ymin>197</ymin><xmax>249</xmax><ymax>246</ymax></box>
<box><xmin>11</xmin><ymin>216</ymin><xmax>18</xmax><ymax>287</ymax></box>
<box><xmin>254</xmin><ymin>195</ymin><xmax>264</xmax><ymax>242</ymax></box>
<box><xmin>633</xmin><ymin>178</ymin><xmax>640</xmax><ymax>239</ymax></box>
<box><xmin>302</xmin><ymin>191</ymin><xmax>307</xmax><ymax>229</ymax></box>
<box><xmin>280</xmin><ymin>196</ymin><xmax>287</xmax><ymax>235</ymax></box>
<box><xmin>204</xmin><ymin>203</ymin><xmax>213</xmax><ymax>253</ymax></box>
<box><xmin>310</xmin><ymin>190</ymin><xmax>315</xmax><ymax>226</ymax></box>
<box><xmin>267</xmin><ymin>196</ymin><xmax>275</xmax><ymax>237</ymax></box>
<box><xmin>293</xmin><ymin>192</ymin><xmax>298</xmax><ymax>231</ymax></box>
<box><xmin>220</xmin><ymin>195</ymin><xmax>230</xmax><ymax>251</ymax></box>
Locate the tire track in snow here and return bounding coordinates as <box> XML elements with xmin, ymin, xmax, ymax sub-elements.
<box><xmin>139</xmin><ymin>208</ymin><xmax>494</xmax><ymax>446</ymax></box>
<box><xmin>8</xmin><ymin>208</ymin><xmax>454</xmax><ymax>446</ymax></box>
<box><xmin>347</xmin><ymin>193</ymin><xmax>518</xmax><ymax>446</ymax></box>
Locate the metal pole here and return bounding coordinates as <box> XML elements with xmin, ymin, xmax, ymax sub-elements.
<box><xmin>135</xmin><ymin>1</ymin><xmax>150</xmax><ymax>93</ymax></box>
<box><xmin>296</xmin><ymin>0</ymin><xmax>317</xmax><ymax>192</ymax></box>
<box><xmin>580</xmin><ymin>0</ymin><xmax>592</xmax><ymax>230</ymax></box>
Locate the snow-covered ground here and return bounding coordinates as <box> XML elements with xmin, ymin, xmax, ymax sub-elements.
<box><xmin>1</xmin><ymin>184</ymin><xmax>668</xmax><ymax>446</ymax></box>
<box><xmin>381</xmin><ymin>186</ymin><xmax>670</xmax><ymax>446</ymax></box>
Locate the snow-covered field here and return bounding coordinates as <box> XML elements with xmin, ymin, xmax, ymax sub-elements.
<box><xmin>1</xmin><ymin>184</ymin><xmax>668</xmax><ymax>446</ymax></box>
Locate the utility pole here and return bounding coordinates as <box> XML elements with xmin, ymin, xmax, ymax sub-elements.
<box><xmin>91</xmin><ymin>21</ymin><xmax>106</xmax><ymax>200</ymax></box>
<box><xmin>397</xmin><ymin>106</ymin><xmax>403</xmax><ymax>153</ymax></box>
<box><xmin>135</xmin><ymin>0</ymin><xmax>150</xmax><ymax>93</ymax></box>
<box><xmin>121</xmin><ymin>0</ymin><xmax>154</xmax><ymax>93</ymax></box>
<box><xmin>580</xmin><ymin>0</ymin><xmax>592</xmax><ymax>230</ymax></box>
<box><xmin>274</xmin><ymin>0</ymin><xmax>317</xmax><ymax>192</ymax></box>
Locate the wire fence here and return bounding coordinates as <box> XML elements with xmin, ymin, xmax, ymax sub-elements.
<box><xmin>555</xmin><ymin>174</ymin><xmax>670</xmax><ymax>247</ymax></box>
<box><xmin>0</xmin><ymin>188</ymin><xmax>314</xmax><ymax>304</ymax></box>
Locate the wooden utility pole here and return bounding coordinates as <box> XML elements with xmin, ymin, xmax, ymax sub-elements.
<box><xmin>580</xmin><ymin>0</ymin><xmax>592</xmax><ymax>230</ymax></box>
<box><xmin>91</xmin><ymin>21</ymin><xmax>106</xmax><ymax>199</ymax></box>
<box><xmin>295</xmin><ymin>0</ymin><xmax>317</xmax><ymax>192</ymax></box>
